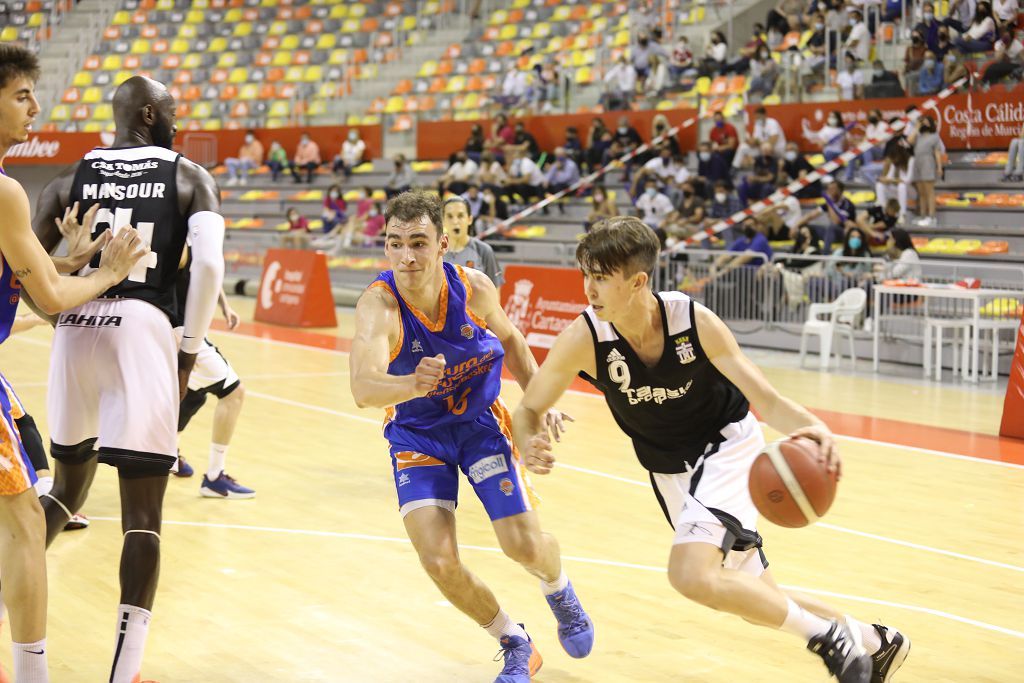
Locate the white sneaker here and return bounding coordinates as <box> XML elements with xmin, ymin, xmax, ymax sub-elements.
<box><xmin>239</xmin><ymin>176</ymin><xmax>248</xmax><ymax>185</ymax></box>
<box><xmin>226</xmin><ymin>176</ymin><xmax>238</xmax><ymax>186</ymax></box>
<box><xmin>915</xmin><ymin>216</ymin><xmax>934</xmax><ymax>226</ymax></box>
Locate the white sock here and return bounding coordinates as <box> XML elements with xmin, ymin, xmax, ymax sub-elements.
<box><xmin>207</xmin><ymin>443</ymin><xmax>228</xmax><ymax>480</ymax></box>
<box><xmin>780</xmin><ymin>598</ymin><xmax>832</xmax><ymax>642</ymax></box>
<box><xmin>540</xmin><ymin>570</ymin><xmax>569</xmax><ymax>596</ymax></box>
<box><xmin>850</xmin><ymin>616</ymin><xmax>882</xmax><ymax>653</ymax></box>
<box><xmin>481</xmin><ymin>609</ymin><xmax>528</xmax><ymax>642</ymax></box>
<box><xmin>109</xmin><ymin>605</ymin><xmax>151</xmax><ymax>683</ymax></box>
<box><xmin>13</xmin><ymin>639</ymin><xmax>49</xmax><ymax>683</ymax></box>
<box><xmin>33</xmin><ymin>476</ymin><xmax>53</xmax><ymax>497</ymax></box>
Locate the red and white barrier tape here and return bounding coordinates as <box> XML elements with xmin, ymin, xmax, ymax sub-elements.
<box><xmin>670</xmin><ymin>77</ymin><xmax>968</xmax><ymax>254</ymax></box>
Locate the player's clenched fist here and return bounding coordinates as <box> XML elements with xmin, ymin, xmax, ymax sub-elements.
<box><xmin>524</xmin><ymin>432</ymin><xmax>555</xmax><ymax>475</ymax></box>
<box><xmin>411</xmin><ymin>353</ymin><xmax>446</xmax><ymax>397</ymax></box>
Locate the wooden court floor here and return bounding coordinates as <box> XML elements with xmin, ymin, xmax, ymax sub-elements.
<box><xmin>0</xmin><ymin>296</ymin><xmax>1021</xmax><ymax>682</ymax></box>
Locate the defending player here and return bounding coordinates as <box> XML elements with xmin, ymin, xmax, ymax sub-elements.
<box><xmin>349</xmin><ymin>191</ymin><xmax>594</xmax><ymax>682</ymax></box>
<box><xmin>32</xmin><ymin>75</ymin><xmax>225</xmax><ymax>683</ymax></box>
<box><xmin>0</xmin><ymin>43</ymin><xmax>149</xmax><ymax>683</ymax></box>
<box><xmin>512</xmin><ymin>217</ymin><xmax>909</xmax><ymax>683</ymax></box>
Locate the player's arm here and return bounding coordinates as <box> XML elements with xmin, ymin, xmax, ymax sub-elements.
<box><xmin>695</xmin><ymin>303</ymin><xmax>840</xmax><ymax>476</ymax></box>
<box><xmin>465</xmin><ymin>267</ymin><xmax>535</xmax><ymax>390</ymax></box>
<box><xmin>349</xmin><ymin>286</ymin><xmax>444</xmax><ymax>408</ymax></box>
<box><xmin>0</xmin><ymin>176</ymin><xmax>148</xmax><ymax>315</ymax></box>
<box><xmin>31</xmin><ymin>162</ymin><xmax>106</xmax><ymax>274</ymax></box>
<box><xmin>178</xmin><ymin>161</ymin><xmax>226</xmax><ymax>396</ymax></box>
<box><xmin>512</xmin><ymin>317</ymin><xmax>595</xmax><ymax>475</ymax></box>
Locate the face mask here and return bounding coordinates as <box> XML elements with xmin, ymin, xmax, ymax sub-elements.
<box><xmin>785</xmin><ymin>151</ymin><xmax>797</xmax><ymax>161</ymax></box>
<box><xmin>815</xmin><ymin>22</ymin><xmax>824</xmax><ymax>30</ymax></box>
<box><xmin>245</xmin><ymin>134</ymin><xmax>254</xmax><ymax>143</ymax></box>
<box><xmin>873</xmin><ymin>68</ymin><xmax>884</xmax><ymax>77</ymax></box>
<box><xmin>830</xmin><ymin>118</ymin><xmax>841</xmax><ymax>126</ymax></box>
<box><xmin>618</xmin><ymin>126</ymin><xmax>628</xmax><ymax>134</ymax></box>
<box><xmin>849</xmin><ymin>18</ymin><xmax>858</xmax><ymax>27</ymax></box>
<box><xmin>329</xmin><ymin>191</ymin><xmax>339</xmax><ymax>199</ymax></box>
<box><xmin>743</xmin><ymin>227</ymin><xmax>757</xmax><ymax>240</ymax></box>
<box><xmin>699</xmin><ymin>151</ymin><xmax>711</xmax><ymax>161</ymax></box>
<box><xmin>868</xmin><ymin>116</ymin><xmax>879</xmax><ymax>124</ymax></box>
<box><xmin>301</xmin><ymin>138</ymin><xmax>309</xmax><ymax>145</ymax></box>
<box><xmin>924</xmin><ymin>59</ymin><xmax>936</xmax><ymax>68</ymax></box>
<box><xmin>368</xmin><ymin>207</ymin><xmax>378</xmax><ymax>216</ymax></box>
<box><xmin>349</xmin><ymin>132</ymin><xmax>358</xmax><ymax>141</ymax></box>
<box><xmin>759</xmin><ymin>52</ymin><xmax>769</xmax><ymax>60</ymax></box>
<box><xmin>715</xmin><ymin>192</ymin><xmax>727</xmax><ymax>203</ymax></box>
<box><xmin>924</xmin><ymin>12</ymin><xmax>934</xmax><ymax>21</ymax></box>
<box><xmin>645</xmin><ymin>188</ymin><xmax>657</xmax><ymax>197</ymax></box>
<box><xmin>848</xmin><ymin>237</ymin><xmax>863</xmax><ymax>250</ymax></box>
<box><xmin>594</xmin><ymin>195</ymin><xmax>605</xmax><ymax>204</ymax></box>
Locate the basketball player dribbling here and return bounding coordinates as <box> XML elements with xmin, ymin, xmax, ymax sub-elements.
<box><xmin>349</xmin><ymin>191</ymin><xmax>594</xmax><ymax>682</ymax></box>
<box><xmin>0</xmin><ymin>44</ymin><xmax>150</xmax><ymax>683</ymax></box>
<box><xmin>512</xmin><ymin>217</ymin><xmax>910</xmax><ymax>683</ymax></box>
<box><xmin>32</xmin><ymin>75</ymin><xmax>225</xmax><ymax>683</ymax></box>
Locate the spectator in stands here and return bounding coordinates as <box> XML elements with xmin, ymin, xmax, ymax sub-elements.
<box><xmin>384</xmin><ymin>154</ymin><xmax>416</xmax><ymax>199</ymax></box>
<box><xmin>779</xmin><ymin>141</ymin><xmax>822</xmax><ymax>198</ymax></box>
<box><xmin>879</xmin><ymin>228</ymin><xmax>922</xmax><ymax>280</ymax></box>
<box><xmin>634</xmin><ymin>176</ymin><xmax>676</xmax><ymax>235</ymax></box>
<box><xmin>914</xmin><ymin>2</ymin><xmax>942</xmax><ymax>50</ymax></box>
<box><xmin>225</xmin><ymin>130</ymin><xmax>263</xmax><ymax>186</ymax></box>
<box><xmin>782</xmin><ymin>224</ymin><xmax>825</xmax><ymax>274</ymax></box>
<box><xmin>934</xmin><ymin>27</ymin><xmax>954</xmax><ymax>59</ymax></box>
<box><xmin>359</xmin><ymin>194</ymin><xmax>387</xmax><ymax>243</ymax></box>
<box><xmin>478</xmin><ymin>150</ymin><xmax>508</xmax><ymax>195</ymax></box>
<box><xmin>281</xmin><ymin>207</ymin><xmax>310</xmax><ymax>249</ymax></box>
<box><xmin>734</xmin><ymin>106</ymin><xmax>786</xmax><ymax>172</ymax></box>
<box><xmin>266</xmin><ymin>140</ymin><xmax>288</xmax><ymax>182</ymax></box>
<box><xmin>706</xmin><ymin>181</ymin><xmax>742</xmax><ymax>230</ymax></box>
<box><xmin>464</xmin><ymin>123</ymin><xmax>485</xmax><ymax>163</ymax></box>
<box><xmin>634</xmin><ymin>144</ymin><xmax>683</xmax><ymax>196</ymax></box>
<box><xmin>866</xmin><ymin>59</ymin><xmax>905</xmax><ymax>97</ymax></box>
<box><xmin>438</xmin><ymin>150</ymin><xmax>479</xmax><ymax>198</ymax></box>
<box><xmin>511</xmin><ymin>121</ymin><xmax>540</xmax><ymax>159</ymax></box>
<box><xmin>944</xmin><ymin>51</ymin><xmax>970</xmax><ymax>85</ymax></box>
<box><xmin>747</xmin><ymin>48</ymin><xmax>779</xmax><ymax>101</ymax></box>
<box><xmin>602</xmin><ymin>55</ymin><xmax>637</xmax><ymax>110</ymax></box>
<box><xmin>843</xmin><ymin>8</ymin><xmax>870</xmax><ymax>63</ymax></box>
<box><xmin>563</xmin><ymin>126</ymin><xmax>584</xmax><ymax>167</ymax></box>
<box><xmin>1002</xmin><ymin>127</ymin><xmax>1024</xmax><ymax>181</ymax></box>
<box><xmin>768</xmin><ymin>0</ymin><xmax>805</xmax><ymax>36</ymax></box>
<box><xmin>708</xmin><ymin>111</ymin><xmax>738</xmax><ymax>169</ymax></box>
<box><xmin>913</xmin><ymin>116</ymin><xmax>944</xmax><ymax>227</ymax></box>
<box><xmin>876</xmin><ymin>143</ymin><xmax>913</xmax><ymax>224</ymax></box>
<box><xmin>332</xmin><ymin>129</ymin><xmax>366</xmax><ymax>180</ymax></box>
<box><xmin>613</xmin><ymin>115</ymin><xmax>643</xmax><ymax>154</ymax></box>
<box><xmin>701</xmin><ymin>31</ymin><xmax>729</xmax><ymax>76</ymax></box>
<box><xmin>485</xmin><ymin>113</ymin><xmax>515</xmax><ymax>160</ymax></box>
<box><xmin>917</xmin><ymin>51</ymin><xmax>945</xmax><ymax>94</ymax></box>
<box><xmin>983</xmin><ymin>29</ymin><xmax>1024</xmax><ymax>84</ymax></box>
<box><xmin>321</xmin><ymin>184</ymin><xmax>348</xmax><ymax>234</ymax></box>
<box><xmin>905</xmin><ymin>30</ymin><xmax>929</xmax><ymax>84</ymax></box>
<box><xmin>442</xmin><ymin>197</ymin><xmax>504</xmax><ymax>291</ymax></box>
<box><xmin>650</xmin><ymin>114</ymin><xmax>680</xmax><ymax>154</ymax></box>
<box><xmin>822</xmin><ymin>179</ymin><xmax>858</xmax><ymax>252</ymax></box>
<box><xmin>829</xmin><ymin>226</ymin><xmax>873</xmax><ymax>282</ymax></box>
<box><xmin>666</xmin><ymin>180</ymin><xmax>707</xmax><ymax>240</ymax></box>
<box><xmin>585</xmin><ymin>186</ymin><xmax>619</xmax><ymax>232</ymax></box>
<box><xmin>507</xmin><ymin>147</ymin><xmax>545</xmax><ymax>207</ymax></box>
<box><xmin>711</xmin><ymin>217</ymin><xmax>774</xmax><ymax>276</ymax></box>
<box><xmin>800</xmin><ymin>12</ymin><xmax>831</xmax><ymax>81</ymax></box>
<box><xmin>496</xmin><ymin>64</ymin><xmax>529</xmax><ymax>108</ymax></box>
<box><xmin>858</xmin><ymin>197</ymin><xmax>902</xmax><ymax>244</ymax></box>
<box><xmin>725</xmin><ymin>23</ymin><xmax>768</xmax><ymax>75</ymax></box>
<box><xmin>738</xmin><ymin>142</ymin><xmax>779</xmax><ymax>207</ymax></box>
<box><xmin>994</xmin><ymin>0</ymin><xmax>1019</xmax><ymax>30</ymax></box>
<box><xmin>602</xmin><ymin>139</ymin><xmax>626</xmax><ymax>168</ymax></box>
<box><xmin>535</xmin><ymin>59</ymin><xmax>561</xmax><ymax>112</ymax></box>
<box><xmin>460</xmin><ymin>183</ymin><xmax>488</xmax><ymax>221</ymax></box>
<box><xmin>481</xmin><ymin>186</ymin><xmax>508</xmax><ymax>223</ymax></box>
<box><xmin>643</xmin><ymin>54</ymin><xmax>670</xmax><ymax>100</ymax></box>
<box><xmin>836</xmin><ymin>60</ymin><xmax>865</xmax><ymax>99</ymax></box>
<box><xmin>542</xmin><ymin>147</ymin><xmax>580</xmax><ymax>214</ymax></box>
<box><xmin>586</xmin><ymin>118</ymin><xmax>610</xmax><ymax>171</ymax></box>
<box><xmin>765</xmin><ymin>193</ymin><xmax>814</xmax><ymax>240</ymax></box>
<box><xmin>804</xmin><ymin>110</ymin><xmax>847</xmax><ymax>164</ymax></box>
<box><xmin>289</xmin><ymin>132</ymin><xmax>321</xmax><ymax>184</ymax></box>
<box><xmin>631</xmin><ymin>31</ymin><xmax>659</xmax><ymax>81</ymax></box>
<box><xmin>944</xmin><ymin>0</ymin><xmax>980</xmax><ymax>35</ymax></box>
<box><xmin>954</xmin><ymin>1</ymin><xmax>997</xmax><ymax>53</ymax></box>
<box><xmin>670</xmin><ymin>35</ymin><xmax>697</xmax><ymax>80</ymax></box>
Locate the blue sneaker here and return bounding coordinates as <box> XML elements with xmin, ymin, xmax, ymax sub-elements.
<box><xmin>493</xmin><ymin>629</ymin><xmax>542</xmax><ymax>682</ymax></box>
<box><xmin>545</xmin><ymin>581</ymin><xmax>595</xmax><ymax>658</ymax></box>
<box><xmin>200</xmin><ymin>472</ymin><xmax>255</xmax><ymax>499</ymax></box>
<box><xmin>173</xmin><ymin>454</ymin><xmax>194</xmax><ymax>478</ymax></box>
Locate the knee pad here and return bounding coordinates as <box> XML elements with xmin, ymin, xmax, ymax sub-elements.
<box><xmin>15</xmin><ymin>413</ymin><xmax>49</xmax><ymax>472</ymax></box>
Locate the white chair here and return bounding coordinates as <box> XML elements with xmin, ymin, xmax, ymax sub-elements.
<box><xmin>799</xmin><ymin>287</ymin><xmax>868</xmax><ymax>370</ymax></box>
<box><xmin>923</xmin><ymin>317</ymin><xmax>971</xmax><ymax>381</ymax></box>
<box><xmin>975</xmin><ymin>317</ymin><xmax>1020</xmax><ymax>380</ymax></box>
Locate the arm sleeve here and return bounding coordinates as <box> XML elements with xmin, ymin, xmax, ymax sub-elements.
<box><xmin>181</xmin><ymin>211</ymin><xmax>226</xmax><ymax>354</ymax></box>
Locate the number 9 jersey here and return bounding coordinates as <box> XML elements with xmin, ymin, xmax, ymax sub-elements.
<box><xmin>68</xmin><ymin>146</ymin><xmax>188</xmax><ymax>324</ymax></box>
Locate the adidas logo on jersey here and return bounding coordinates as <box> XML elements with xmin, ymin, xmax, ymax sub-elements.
<box><xmin>606</xmin><ymin>348</ymin><xmax>625</xmax><ymax>363</ymax></box>
<box><xmin>57</xmin><ymin>313</ymin><xmax>122</xmax><ymax>328</ymax></box>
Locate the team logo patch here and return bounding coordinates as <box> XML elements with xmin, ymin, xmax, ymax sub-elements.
<box><xmin>460</xmin><ymin>323</ymin><xmax>474</xmax><ymax>339</ymax></box>
<box><xmin>606</xmin><ymin>348</ymin><xmax>625</xmax><ymax>363</ymax></box>
<box><xmin>499</xmin><ymin>478</ymin><xmax>515</xmax><ymax>496</ymax></box>
<box><xmin>411</xmin><ymin>339</ymin><xmax>424</xmax><ymax>354</ymax></box>
<box><xmin>468</xmin><ymin>454</ymin><xmax>508</xmax><ymax>484</ymax></box>
<box><xmin>394</xmin><ymin>451</ymin><xmax>446</xmax><ymax>470</ymax></box>
<box><xmin>674</xmin><ymin>335</ymin><xmax>696</xmax><ymax>364</ymax></box>
<box><xmin>398</xmin><ymin>472</ymin><xmax>411</xmax><ymax>487</ymax></box>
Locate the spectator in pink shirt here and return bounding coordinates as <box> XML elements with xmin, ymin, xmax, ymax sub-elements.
<box><xmin>289</xmin><ymin>132</ymin><xmax>322</xmax><ymax>184</ymax></box>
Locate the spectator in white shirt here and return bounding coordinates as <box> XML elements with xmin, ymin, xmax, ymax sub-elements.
<box><xmin>993</xmin><ymin>0</ymin><xmax>1018</xmax><ymax>28</ymax></box>
<box><xmin>507</xmin><ymin>147</ymin><xmax>545</xmax><ymax>207</ymax></box>
<box><xmin>438</xmin><ymin>151</ymin><xmax>479</xmax><ymax>197</ymax></box>
<box><xmin>843</xmin><ymin>8</ymin><xmax>870</xmax><ymax>63</ymax></box>
<box><xmin>702</xmin><ymin>30</ymin><xmax>729</xmax><ymax>76</ymax></box>
<box><xmin>733</xmin><ymin>105</ymin><xmax>787</xmax><ymax>170</ymax></box>
<box><xmin>954</xmin><ymin>1</ymin><xmax>997</xmax><ymax>52</ymax></box>
<box><xmin>496</xmin><ymin>66</ymin><xmax>529</xmax><ymax>108</ymax></box>
<box><xmin>601</xmin><ymin>55</ymin><xmax>637</xmax><ymax>110</ymax></box>
<box><xmin>635</xmin><ymin>176</ymin><xmax>676</xmax><ymax>234</ymax></box>
<box><xmin>836</xmin><ymin>61</ymin><xmax>865</xmax><ymax>99</ymax></box>
<box><xmin>332</xmin><ymin>129</ymin><xmax>366</xmax><ymax>178</ymax></box>
<box><xmin>643</xmin><ymin>54</ymin><xmax>670</xmax><ymax>99</ymax></box>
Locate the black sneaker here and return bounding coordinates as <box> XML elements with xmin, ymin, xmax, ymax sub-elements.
<box><xmin>870</xmin><ymin>624</ymin><xmax>910</xmax><ymax>683</ymax></box>
<box><xmin>807</xmin><ymin>619</ymin><xmax>872</xmax><ymax>683</ymax></box>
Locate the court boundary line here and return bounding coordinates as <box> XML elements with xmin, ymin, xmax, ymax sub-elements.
<box><xmin>84</xmin><ymin>515</ymin><xmax>1024</xmax><ymax>641</ymax></box>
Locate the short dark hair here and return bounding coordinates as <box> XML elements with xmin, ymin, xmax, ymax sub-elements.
<box><xmin>442</xmin><ymin>195</ymin><xmax>471</xmax><ymax>214</ymax></box>
<box><xmin>576</xmin><ymin>216</ymin><xmax>660</xmax><ymax>279</ymax></box>
<box><xmin>0</xmin><ymin>43</ymin><xmax>41</xmax><ymax>91</ymax></box>
<box><xmin>386</xmin><ymin>190</ymin><xmax>443</xmax><ymax>237</ymax></box>
<box><xmin>891</xmin><ymin>228</ymin><xmax>915</xmax><ymax>252</ymax></box>
<box><xmin>755</xmin><ymin>106</ymin><xmax>767</xmax><ymax>115</ymax></box>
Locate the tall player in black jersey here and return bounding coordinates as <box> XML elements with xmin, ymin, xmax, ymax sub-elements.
<box><xmin>512</xmin><ymin>217</ymin><xmax>909</xmax><ymax>683</ymax></box>
<box><xmin>32</xmin><ymin>76</ymin><xmax>225</xmax><ymax>683</ymax></box>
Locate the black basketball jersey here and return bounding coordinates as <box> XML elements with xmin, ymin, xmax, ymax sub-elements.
<box><xmin>69</xmin><ymin>145</ymin><xmax>189</xmax><ymax>323</ymax></box>
<box><xmin>580</xmin><ymin>291</ymin><xmax>750</xmax><ymax>474</ymax></box>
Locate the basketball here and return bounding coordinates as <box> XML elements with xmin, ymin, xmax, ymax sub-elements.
<box><xmin>749</xmin><ymin>437</ymin><xmax>837</xmax><ymax>528</ymax></box>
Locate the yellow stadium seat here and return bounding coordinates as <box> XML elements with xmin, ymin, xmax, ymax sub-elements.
<box><xmin>532</xmin><ymin>22</ymin><xmax>551</xmax><ymax>38</ymax></box>
<box><xmin>284</xmin><ymin>66</ymin><xmax>304</xmax><ymax>82</ymax></box>
<box><xmin>218</xmin><ymin>53</ymin><xmax>238</xmax><ymax>68</ymax></box>
<box><xmin>82</xmin><ymin>87</ymin><xmax>103</xmax><ymax>104</ymax></box>
<box><xmin>102</xmin><ymin>55</ymin><xmax>123</xmax><ymax>71</ymax></box>
<box><xmin>281</xmin><ymin>35</ymin><xmax>300</xmax><ymax>51</ymax></box>
<box><xmin>156</xmin><ymin>0</ymin><xmax>174</xmax><ymax>9</ymax></box>
<box><xmin>349</xmin><ymin>3</ymin><xmax>367</xmax><ymax>18</ymax></box>
<box><xmin>238</xmin><ymin>84</ymin><xmax>258</xmax><ymax>100</ymax></box>
<box><xmin>82</xmin><ymin>121</ymin><xmax>104</xmax><ymax>133</ymax></box>
<box><xmin>0</xmin><ymin>27</ymin><xmax>16</xmax><ymax>42</ymax></box>
<box><xmin>192</xmin><ymin>102</ymin><xmax>212</xmax><ymax>119</ymax></box>
<box><xmin>113</xmin><ymin>71</ymin><xmax>133</xmax><ymax>86</ymax></box>
<box><xmin>328</xmin><ymin>49</ymin><xmax>350</xmax><ymax>65</ymax></box>
<box><xmin>342</xmin><ymin>18</ymin><xmax>360</xmax><ymax>32</ymax></box>
<box><xmin>229</xmin><ymin>68</ymin><xmax>248</xmax><ymax>84</ymax></box>
<box><xmin>111</xmin><ymin>11</ymin><xmax>131</xmax><ymax>25</ymax></box>
<box><xmin>553</xmin><ymin>6</ymin><xmax>570</xmax><ymax>21</ymax></box>
<box><xmin>182</xmin><ymin>54</ymin><xmax>202</xmax><ymax>69</ymax></box>
<box><xmin>400</xmin><ymin>16</ymin><xmax>417</xmax><ymax>31</ymax></box>
<box><xmin>613</xmin><ymin>30</ymin><xmax>630</xmax><ymax>47</ymax></box>
<box><xmin>695</xmin><ymin>76</ymin><xmax>711</xmax><ymax>96</ymax></box>
<box><xmin>201</xmin><ymin>119</ymin><xmax>222</xmax><ymax>131</ymax></box>
<box><xmin>72</xmin><ymin>72</ymin><xmax>93</xmax><ymax>87</ymax></box>
<box><xmin>384</xmin><ymin>96</ymin><xmax>405</xmax><ymax>114</ymax></box>
<box><xmin>512</xmin><ymin>0</ymin><xmax>530</xmax><ymax>7</ymax></box>
<box><xmin>306</xmin><ymin>100</ymin><xmax>327</xmax><ymax>117</ymax></box>
<box><xmin>93</xmin><ymin>103</ymin><xmax>113</xmax><ymax>121</ymax></box>
<box><xmin>588</xmin><ymin>4</ymin><xmax>604</xmax><ymax>18</ymax></box>
<box><xmin>208</xmin><ymin>37</ymin><xmax>228</xmax><ymax>52</ymax></box>
<box><xmin>490</xmin><ymin>10</ymin><xmax>508</xmax><ymax>25</ymax></box>
<box><xmin>446</xmin><ymin>75</ymin><xmax>466</xmax><ymax>93</ymax></box>
<box><xmin>571</xmin><ymin>49</ymin><xmax>595</xmax><ymax>67</ymax></box>
<box><xmin>316</xmin><ymin>34</ymin><xmax>337</xmax><ymax>49</ymax></box>
<box><xmin>268</xmin><ymin>100</ymin><xmax>291</xmax><ymax>118</ymax></box>
<box><xmin>185</xmin><ymin>10</ymin><xmax>204</xmax><ymax>23</ymax></box>
<box><xmin>234</xmin><ymin>22</ymin><xmax>253</xmax><ymax>37</ymax></box>
<box><xmin>418</xmin><ymin>60</ymin><xmax>438</xmax><ymax>77</ymax></box>
<box><xmin>330</xmin><ymin>5</ymin><xmax>349</xmax><ymax>19</ymax></box>
<box><xmin>574</xmin><ymin>67</ymin><xmax>592</xmax><ymax>84</ymax></box>
<box><xmin>49</xmin><ymin>105</ymin><xmax>70</xmax><ymax>122</ymax></box>
<box><xmin>269</xmin><ymin>21</ymin><xmax>287</xmax><ymax>36</ymax></box>
<box><xmin>225</xmin><ymin>8</ymin><xmax>243</xmax><ymax>22</ymax></box>
<box><xmin>170</xmin><ymin>39</ymin><xmax>190</xmax><ymax>54</ymax></box>
<box><xmin>304</xmin><ymin>66</ymin><xmax>323</xmax><ymax>82</ymax></box>
<box><xmin>271</xmin><ymin>51</ymin><xmax>292</xmax><ymax>67</ymax></box>
<box><xmin>27</xmin><ymin>13</ymin><xmax>43</xmax><ymax>28</ymax></box>
<box><xmin>499</xmin><ymin>25</ymin><xmax>517</xmax><ymax>40</ymax></box>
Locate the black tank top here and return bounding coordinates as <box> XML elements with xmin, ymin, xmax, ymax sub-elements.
<box><xmin>69</xmin><ymin>145</ymin><xmax>189</xmax><ymax>323</ymax></box>
<box><xmin>580</xmin><ymin>292</ymin><xmax>749</xmax><ymax>474</ymax></box>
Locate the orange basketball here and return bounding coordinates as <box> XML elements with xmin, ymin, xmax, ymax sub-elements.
<box><xmin>748</xmin><ymin>437</ymin><xmax>838</xmax><ymax>528</ymax></box>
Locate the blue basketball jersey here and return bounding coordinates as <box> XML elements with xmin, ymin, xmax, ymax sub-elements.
<box><xmin>0</xmin><ymin>167</ymin><xmax>21</xmax><ymax>345</ymax></box>
<box><xmin>373</xmin><ymin>262</ymin><xmax>504</xmax><ymax>431</ymax></box>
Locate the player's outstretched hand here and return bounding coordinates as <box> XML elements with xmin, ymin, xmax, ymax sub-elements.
<box><xmin>222</xmin><ymin>302</ymin><xmax>241</xmax><ymax>330</ymax></box>
<box><xmin>789</xmin><ymin>424</ymin><xmax>841</xmax><ymax>480</ymax></box>
<box><xmin>99</xmin><ymin>226</ymin><xmax>150</xmax><ymax>283</ymax></box>
<box><xmin>524</xmin><ymin>432</ymin><xmax>555</xmax><ymax>475</ymax></box>
<box><xmin>544</xmin><ymin>409</ymin><xmax>574</xmax><ymax>443</ymax></box>
<box><xmin>412</xmin><ymin>354</ymin><xmax>445</xmax><ymax>397</ymax></box>
<box><xmin>58</xmin><ymin>202</ymin><xmax>109</xmax><ymax>271</ymax></box>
